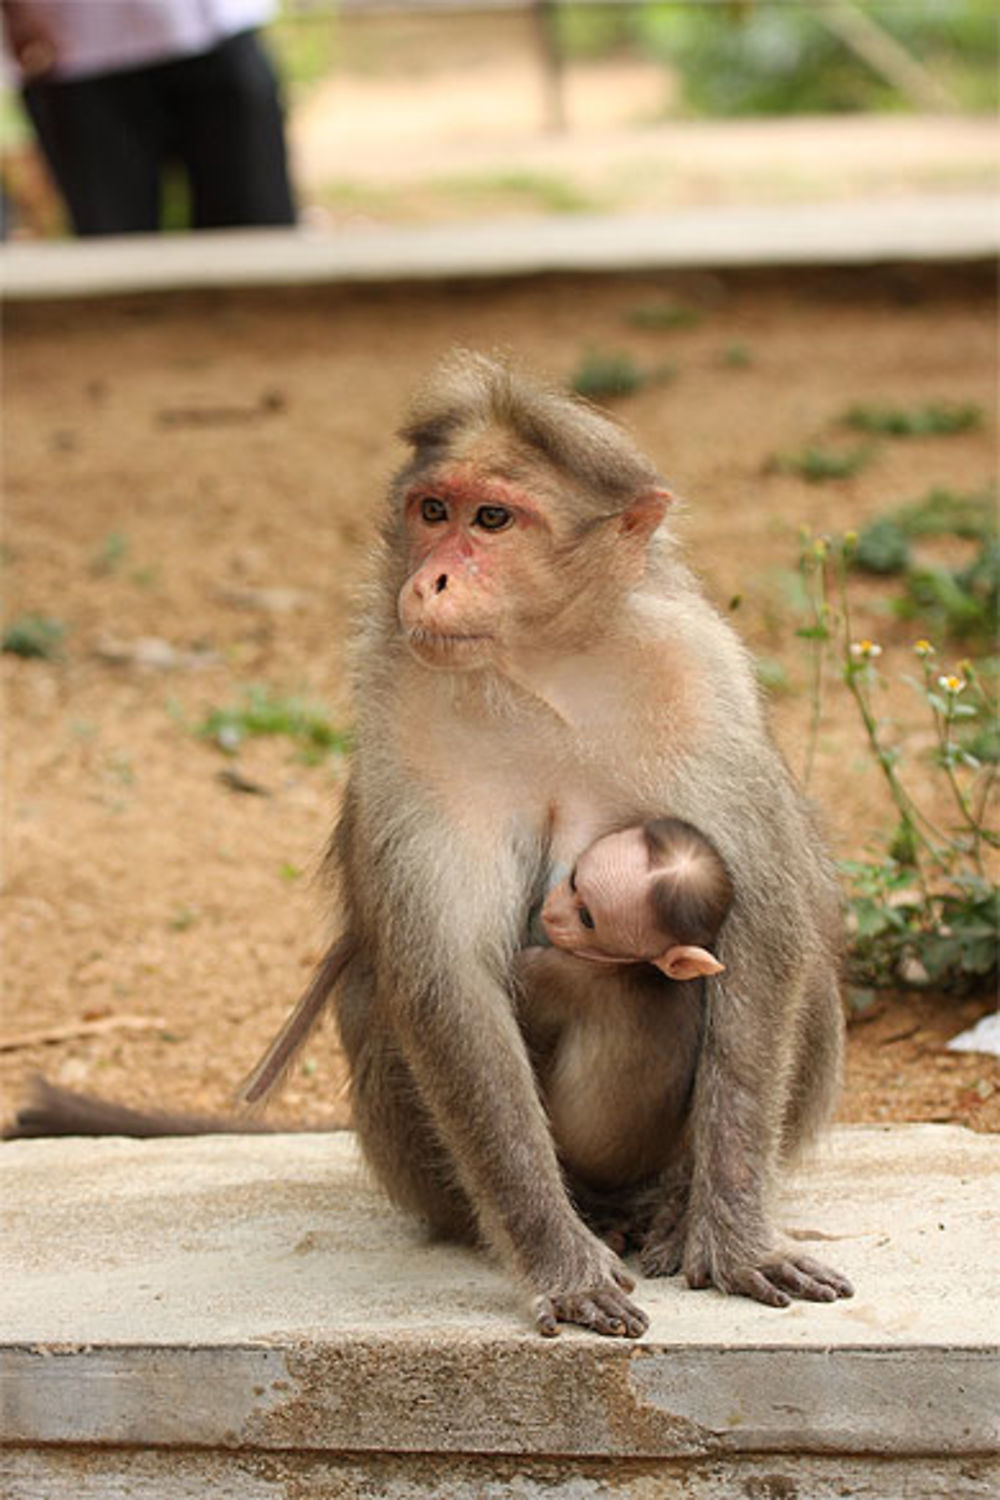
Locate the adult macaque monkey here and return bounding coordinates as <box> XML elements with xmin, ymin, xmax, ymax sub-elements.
<box><xmin>10</xmin><ymin>352</ymin><xmax>852</xmax><ymax>1337</ymax></box>
<box><xmin>320</xmin><ymin>351</ymin><xmax>850</xmax><ymax>1337</ymax></box>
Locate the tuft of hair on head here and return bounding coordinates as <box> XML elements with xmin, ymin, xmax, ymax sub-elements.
<box><xmin>642</xmin><ymin>817</ymin><xmax>735</xmax><ymax>950</ymax></box>
<box><xmin>400</xmin><ymin>349</ymin><xmax>666</xmax><ymax>514</ymax></box>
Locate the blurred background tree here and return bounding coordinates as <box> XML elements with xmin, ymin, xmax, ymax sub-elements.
<box><xmin>549</xmin><ymin>0</ymin><xmax>997</xmax><ymax>116</ymax></box>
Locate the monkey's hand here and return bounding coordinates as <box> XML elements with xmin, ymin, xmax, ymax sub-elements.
<box><xmin>531</xmin><ymin>1229</ymin><xmax>649</xmax><ymax>1339</ymax></box>
<box><xmin>683</xmin><ymin>1224</ymin><xmax>854</xmax><ymax>1308</ymax></box>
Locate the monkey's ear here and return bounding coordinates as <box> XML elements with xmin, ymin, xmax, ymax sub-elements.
<box><xmin>618</xmin><ymin>489</ymin><xmax>672</xmax><ymax>544</ymax></box>
<box><xmin>654</xmin><ymin>945</ymin><xmax>725</xmax><ymax>981</ymax></box>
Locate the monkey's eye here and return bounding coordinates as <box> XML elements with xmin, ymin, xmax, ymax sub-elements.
<box><xmin>578</xmin><ymin>907</ymin><xmax>596</xmax><ymax>931</ymax></box>
<box><xmin>474</xmin><ymin>505</ymin><xmax>514</xmax><ymax>532</ymax></box>
<box><xmin>420</xmin><ymin>497</ymin><xmax>448</xmax><ymax>524</ymax></box>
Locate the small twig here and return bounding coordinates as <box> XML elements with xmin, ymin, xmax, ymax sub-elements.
<box><xmin>217</xmin><ymin>767</ymin><xmax>271</xmax><ymax>797</ymax></box>
<box><xmin>0</xmin><ymin>1015</ymin><xmax>166</xmax><ymax>1052</ymax></box>
<box><xmin>879</xmin><ymin>1023</ymin><xmax>922</xmax><ymax>1046</ymax></box>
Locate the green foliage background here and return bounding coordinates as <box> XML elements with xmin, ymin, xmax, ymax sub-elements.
<box><xmin>556</xmin><ymin>0</ymin><xmax>997</xmax><ymax>115</ymax></box>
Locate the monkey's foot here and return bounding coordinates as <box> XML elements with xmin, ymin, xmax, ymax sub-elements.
<box><xmin>533</xmin><ymin>1277</ymin><xmax>649</xmax><ymax>1340</ymax></box>
<box><xmin>638</xmin><ymin>1187</ymin><xmax>689</xmax><ymax>1278</ymax></box>
<box><xmin>686</xmin><ymin>1243</ymin><xmax>854</xmax><ymax>1308</ymax></box>
<box><xmin>639</xmin><ymin>1219</ymin><xmax>686</xmax><ymax>1279</ymax></box>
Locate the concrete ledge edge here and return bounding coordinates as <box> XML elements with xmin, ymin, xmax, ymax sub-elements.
<box><xmin>2</xmin><ymin>194</ymin><xmax>998</xmax><ymax>300</ymax></box>
<box><xmin>3</xmin><ymin>1339</ymin><xmax>997</xmax><ymax>1458</ymax></box>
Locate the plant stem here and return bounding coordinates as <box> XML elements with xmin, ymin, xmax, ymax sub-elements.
<box><xmin>801</xmin><ymin>545</ymin><xmax>830</xmax><ymax>790</ymax></box>
<box><xmin>834</xmin><ymin>545</ymin><xmax>945</xmax><ymax>881</ymax></box>
<box><xmin>925</xmin><ymin>666</ymin><xmax>988</xmax><ymax>873</ymax></box>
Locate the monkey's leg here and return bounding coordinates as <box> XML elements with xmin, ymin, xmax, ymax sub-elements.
<box><xmin>336</xmin><ymin>966</ymin><xmax>479</xmax><ymax>1244</ymax></box>
<box><xmin>375</xmin><ymin>970</ymin><xmax>647</xmax><ymax>1338</ymax></box>
<box><xmin>781</xmin><ymin>969</ymin><xmax>845</xmax><ymax>1157</ymax></box>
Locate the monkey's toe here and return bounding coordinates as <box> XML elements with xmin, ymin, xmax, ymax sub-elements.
<box><xmin>533</xmin><ymin>1285</ymin><xmax>649</xmax><ymax>1339</ymax></box>
<box><xmin>713</xmin><ymin>1251</ymin><xmax>854</xmax><ymax>1307</ymax></box>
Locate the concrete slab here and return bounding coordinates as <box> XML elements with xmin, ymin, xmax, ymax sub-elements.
<box><xmin>1</xmin><ymin>1123</ymin><xmax>998</xmax><ymax>1497</ymax></box>
<box><xmin>2</xmin><ymin>193</ymin><xmax>997</xmax><ymax>301</ymax></box>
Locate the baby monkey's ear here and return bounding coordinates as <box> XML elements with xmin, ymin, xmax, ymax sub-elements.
<box><xmin>654</xmin><ymin>945</ymin><xmax>725</xmax><ymax>982</ymax></box>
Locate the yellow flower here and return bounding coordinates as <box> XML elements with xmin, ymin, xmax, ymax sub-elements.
<box><xmin>938</xmin><ymin>674</ymin><xmax>967</xmax><ymax>695</ymax></box>
<box><xmin>850</xmin><ymin>640</ymin><xmax>882</xmax><ymax>660</ymax></box>
<box><xmin>913</xmin><ymin>639</ymin><xmax>934</xmax><ymax>658</ymax></box>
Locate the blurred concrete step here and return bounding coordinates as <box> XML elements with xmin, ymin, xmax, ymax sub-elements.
<box><xmin>1</xmin><ymin>1125</ymin><xmax>998</xmax><ymax>1497</ymax></box>
<box><xmin>2</xmin><ymin>193</ymin><xmax>998</xmax><ymax>300</ymax></box>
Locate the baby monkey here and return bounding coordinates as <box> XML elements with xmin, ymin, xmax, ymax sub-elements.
<box><xmin>518</xmin><ymin>817</ymin><xmax>734</xmax><ymax>1193</ymax></box>
<box><xmin>534</xmin><ymin>816</ymin><xmax>733</xmax><ymax>981</ymax></box>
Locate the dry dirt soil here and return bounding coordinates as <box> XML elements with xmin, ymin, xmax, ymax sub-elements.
<box><xmin>2</xmin><ymin>263</ymin><xmax>997</xmax><ymax>1136</ymax></box>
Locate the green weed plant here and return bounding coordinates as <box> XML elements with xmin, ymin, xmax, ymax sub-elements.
<box><xmin>770</xmin><ymin>444</ymin><xmax>875</xmax><ymax>483</ymax></box>
<box><xmin>850</xmin><ymin>487</ymin><xmax>997</xmax><ymax>644</ymax></box>
<box><xmin>798</xmin><ymin>533</ymin><xmax>997</xmax><ymax>997</ymax></box>
<box><xmin>844</xmin><ymin>401</ymin><xmax>982</xmax><ymax>439</ymax></box>
<box><xmin>2</xmin><ymin>614</ymin><xmax>66</xmax><ymax>659</ymax></box>
<box><xmin>198</xmin><ymin>685</ymin><xmax>351</xmax><ymax>764</ymax></box>
<box><xmin>570</xmin><ymin>351</ymin><xmax>647</xmax><ymax>400</ymax></box>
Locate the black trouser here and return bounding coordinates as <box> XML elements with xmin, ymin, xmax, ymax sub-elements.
<box><xmin>23</xmin><ymin>29</ymin><xmax>296</xmax><ymax>235</ymax></box>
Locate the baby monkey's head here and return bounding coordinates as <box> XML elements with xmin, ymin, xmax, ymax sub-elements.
<box><xmin>541</xmin><ymin>817</ymin><xmax>734</xmax><ymax>980</ymax></box>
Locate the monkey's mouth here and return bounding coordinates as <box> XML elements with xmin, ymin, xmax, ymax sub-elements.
<box><xmin>404</xmin><ymin>628</ymin><xmax>493</xmax><ymax>666</ymax></box>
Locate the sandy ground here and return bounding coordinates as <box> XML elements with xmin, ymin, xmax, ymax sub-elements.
<box><xmin>291</xmin><ymin>85</ymin><xmax>1000</xmax><ymax>224</ymax></box>
<box><xmin>2</xmin><ymin>261</ymin><xmax>997</xmax><ymax>1136</ymax></box>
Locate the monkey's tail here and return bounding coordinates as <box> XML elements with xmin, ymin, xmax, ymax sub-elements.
<box><xmin>4</xmin><ymin>936</ymin><xmax>358</xmax><ymax>1141</ymax></box>
<box><xmin>237</xmin><ymin>934</ymin><xmax>357</xmax><ymax>1108</ymax></box>
<box><xmin>3</xmin><ymin>1076</ymin><xmax>279</xmax><ymax>1141</ymax></box>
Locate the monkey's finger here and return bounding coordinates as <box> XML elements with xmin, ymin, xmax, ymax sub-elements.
<box><xmin>535</xmin><ymin>1293</ymin><xmax>621</xmax><ymax>1338</ymax></box>
<box><xmin>535</xmin><ymin>1289</ymin><xmax>648</xmax><ymax>1339</ymax></box>
<box><xmin>766</xmin><ymin>1259</ymin><xmax>837</xmax><ymax>1303</ymax></box>
<box><xmin>560</xmin><ymin>1294</ymin><xmax>633</xmax><ymax>1338</ymax></box>
<box><xmin>787</xmin><ymin>1255</ymin><xmax>854</xmax><ymax>1299</ymax></box>
<box><xmin>610</xmin><ymin>1263</ymin><xmax>636</xmax><ymax>1293</ymax></box>
<box><xmin>733</xmin><ymin>1268</ymin><xmax>792</xmax><ymax>1309</ymax></box>
<box><xmin>533</xmin><ymin>1297</ymin><xmax>561</xmax><ymax>1337</ymax></box>
<box><xmin>588</xmin><ymin>1288</ymin><xmax>649</xmax><ymax>1338</ymax></box>
<box><xmin>574</xmin><ymin>1297</ymin><xmax>627</xmax><ymax>1337</ymax></box>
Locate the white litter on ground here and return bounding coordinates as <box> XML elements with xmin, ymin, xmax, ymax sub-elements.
<box><xmin>946</xmin><ymin>1010</ymin><xmax>1000</xmax><ymax>1056</ymax></box>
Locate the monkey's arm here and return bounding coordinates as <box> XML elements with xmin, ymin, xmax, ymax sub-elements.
<box><xmin>677</xmin><ymin>878</ymin><xmax>853</xmax><ymax>1307</ymax></box>
<box><xmin>348</xmin><ymin>809</ymin><xmax>647</xmax><ymax>1339</ymax></box>
<box><xmin>238</xmin><ymin>934</ymin><xmax>356</xmax><ymax>1106</ymax></box>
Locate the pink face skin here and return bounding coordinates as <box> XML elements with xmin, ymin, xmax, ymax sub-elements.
<box><xmin>396</xmin><ymin>473</ymin><xmax>671</xmax><ymax>670</ymax></box>
<box><xmin>540</xmin><ymin>826</ymin><xmax>725</xmax><ymax>981</ymax></box>
<box><xmin>396</xmin><ymin>474</ymin><xmax>549</xmax><ymax>668</ymax></box>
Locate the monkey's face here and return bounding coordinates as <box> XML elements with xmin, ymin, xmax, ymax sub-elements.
<box><xmin>395</xmin><ymin>465</ymin><xmax>669</xmax><ymax>671</ymax></box>
<box><xmin>396</xmin><ymin>472</ymin><xmax>564</xmax><ymax>669</ymax></box>
<box><xmin>541</xmin><ymin>827</ymin><xmax>666</xmax><ymax>964</ymax></box>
